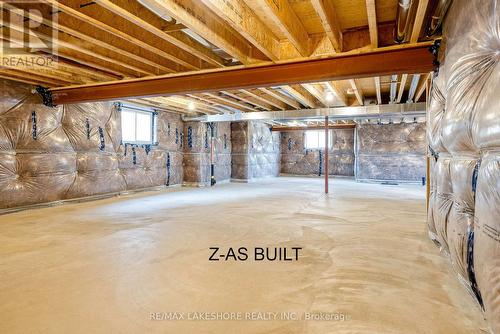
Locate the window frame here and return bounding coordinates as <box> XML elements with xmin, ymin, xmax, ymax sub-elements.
<box><xmin>119</xmin><ymin>103</ymin><xmax>158</xmax><ymax>145</ymax></box>
<box><xmin>304</xmin><ymin>130</ymin><xmax>333</xmax><ymax>150</ymax></box>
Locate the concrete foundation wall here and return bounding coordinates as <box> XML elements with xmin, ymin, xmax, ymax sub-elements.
<box><xmin>183</xmin><ymin>121</ymin><xmax>231</xmax><ymax>186</ymax></box>
<box><xmin>355</xmin><ymin>123</ymin><xmax>427</xmax><ymax>182</ymax></box>
<box><xmin>280</xmin><ymin>129</ymin><xmax>355</xmax><ymax>177</ymax></box>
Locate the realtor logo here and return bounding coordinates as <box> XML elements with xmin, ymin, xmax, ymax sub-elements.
<box><xmin>0</xmin><ymin>0</ymin><xmax>58</xmax><ymax>69</ymax></box>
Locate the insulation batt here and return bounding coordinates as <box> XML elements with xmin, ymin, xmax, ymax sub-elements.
<box><xmin>0</xmin><ymin>79</ymin><xmax>185</xmax><ymax>209</ymax></box>
<box><xmin>427</xmin><ymin>0</ymin><xmax>500</xmax><ymax>332</ymax></box>
<box><xmin>182</xmin><ymin>121</ymin><xmax>231</xmax><ymax>186</ymax></box>
<box><xmin>231</xmin><ymin>121</ymin><xmax>280</xmax><ymax>181</ymax></box>
<box><xmin>280</xmin><ymin>129</ymin><xmax>355</xmax><ymax>177</ymax></box>
<box><xmin>355</xmin><ymin>123</ymin><xmax>426</xmax><ymax>182</ymax></box>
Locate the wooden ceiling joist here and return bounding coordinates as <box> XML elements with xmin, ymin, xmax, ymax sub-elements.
<box><xmin>203</xmin><ymin>92</ymin><xmax>257</xmax><ymax>112</ymax></box>
<box><xmin>302</xmin><ymin>83</ymin><xmax>327</xmax><ymax>107</ymax></box>
<box><xmin>52</xmin><ymin>1</ymin><xmax>185</xmax><ymax>72</ymax></box>
<box><xmin>310</xmin><ymin>0</ymin><xmax>343</xmax><ymax>52</ymax></box>
<box><xmin>257</xmin><ymin>0</ymin><xmax>311</xmax><ymax>57</ymax></box>
<box><xmin>200</xmin><ymin>0</ymin><xmax>280</xmax><ymax>61</ymax></box>
<box><xmin>93</xmin><ymin>0</ymin><xmax>225</xmax><ymax>68</ymax></box>
<box><xmin>139</xmin><ymin>0</ymin><xmax>261</xmax><ymax>64</ymax></box>
<box><xmin>374</xmin><ymin>77</ymin><xmax>382</xmax><ymax>105</ymax></box>
<box><xmin>410</xmin><ymin>0</ymin><xmax>430</xmax><ymax>43</ymax></box>
<box><xmin>349</xmin><ymin>79</ymin><xmax>364</xmax><ymax>106</ymax></box>
<box><xmin>240</xmin><ymin>89</ymin><xmax>287</xmax><ymax>110</ymax></box>
<box><xmin>51</xmin><ymin>45</ymin><xmax>435</xmax><ymax>105</ymax></box>
<box><xmin>258</xmin><ymin>88</ymin><xmax>301</xmax><ymax>110</ymax></box>
<box><xmin>221</xmin><ymin>90</ymin><xmax>272</xmax><ymax>110</ymax></box>
<box><xmin>281</xmin><ymin>85</ymin><xmax>318</xmax><ymax>108</ymax></box>
<box><xmin>12</xmin><ymin>3</ymin><xmax>176</xmax><ymax>75</ymax></box>
<box><xmin>396</xmin><ymin>73</ymin><xmax>408</xmax><ymax>103</ymax></box>
<box><xmin>324</xmin><ymin>81</ymin><xmax>348</xmax><ymax>106</ymax></box>
<box><xmin>415</xmin><ymin>73</ymin><xmax>430</xmax><ymax>102</ymax></box>
<box><xmin>365</xmin><ymin>0</ymin><xmax>378</xmax><ymax>48</ymax></box>
<box><xmin>2</xmin><ymin>15</ymin><xmax>144</xmax><ymax>78</ymax></box>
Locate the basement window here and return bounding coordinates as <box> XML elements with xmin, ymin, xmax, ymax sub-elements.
<box><xmin>304</xmin><ymin>130</ymin><xmax>332</xmax><ymax>150</ymax></box>
<box><xmin>120</xmin><ymin>104</ymin><xmax>158</xmax><ymax>145</ymax></box>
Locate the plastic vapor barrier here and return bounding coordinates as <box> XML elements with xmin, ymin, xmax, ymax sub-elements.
<box><xmin>427</xmin><ymin>0</ymin><xmax>500</xmax><ymax>331</ymax></box>
<box><xmin>183</xmin><ymin>121</ymin><xmax>231</xmax><ymax>186</ymax></box>
<box><xmin>0</xmin><ymin>79</ymin><xmax>185</xmax><ymax>210</ymax></box>
<box><xmin>280</xmin><ymin>129</ymin><xmax>355</xmax><ymax>177</ymax></box>
<box><xmin>355</xmin><ymin>123</ymin><xmax>426</xmax><ymax>182</ymax></box>
<box><xmin>230</xmin><ymin>121</ymin><xmax>280</xmax><ymax>181</ymax></box>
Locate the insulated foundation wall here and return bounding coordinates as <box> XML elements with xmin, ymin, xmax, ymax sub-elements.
<box><xmin>183</xmin><ymin>121</ymin><xmax>231</xmax><ymax>186</ymax></box>
<box><xmin>355</xmin><ymin>123</ymin><xmax>426</xmax><ymax>182</ymax></box>
<box><xmin>280</xmin><ymin>129</ymin><xmax>355</xmax><ymax>176</ymax></box>
<box><xmin>231</xmin><ymin>121</ymin><xmax>280</xmax><ymax>181</ymax></box>
<box><xmin>0</xmin><ymin>79</ymin><xmax>184</xmax><ymax>209</ymax></box>
<box><xmin>426</xmin><ymin>0</ymin><xmax>500</xmax><ymax>332</ymax></box>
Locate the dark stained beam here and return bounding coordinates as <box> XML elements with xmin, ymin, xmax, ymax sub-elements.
<box><xmin>51</xmin><ymin>44</ymin><xmax>435</xmax><ymax>105</ymax></box>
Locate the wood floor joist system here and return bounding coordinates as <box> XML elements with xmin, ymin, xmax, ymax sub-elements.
<box><xmin>1</xmin><ymin>0</ymin><xmax>438</xmax><ymax>113</ymax></box>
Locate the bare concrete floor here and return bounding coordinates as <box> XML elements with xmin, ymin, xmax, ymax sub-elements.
<box><xmin>0</xmin><ymin>178</ymin><xmax>487</xmax><ymax>333</ymax></box>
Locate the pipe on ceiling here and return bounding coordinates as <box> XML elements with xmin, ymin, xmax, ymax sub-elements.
<box><xmin>425</xmin><ymin>0</ymin><xmax>453</xmax><ymax>37</ymax></box>
<box><xmin>394</xmin><ymin>0</ymin><xmax>418</xmax><ymax>43</ymax></box>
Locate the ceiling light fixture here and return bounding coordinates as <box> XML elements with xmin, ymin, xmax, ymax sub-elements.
<box><xmin>325</xmin><ymin>92</ymin><xmax>335</xmax><ymax>103</ymax></box>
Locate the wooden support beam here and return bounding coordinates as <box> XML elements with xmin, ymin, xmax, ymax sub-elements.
<box><xmin>415</xmin><ymin>73</ymin><xmax>430</xmax><ymax>102</ymax></box>
<box><xmin>222</xmin><ymin>90</ymin><xmax>272</xmax><ymax>110</ymax></box>
<box><xmin>302</xmin><ymin>83</ymin><xmax>327</xmax><ymax>107</ymax></box>
<box><xmin>162</xmin><ymin>96</ymin><xmax>219</xmax><ymax>114</ymax></box>
<box><xmin>203</xmin><ymin>93</ymin><xmax>256</xmax><ymax>112</ymax></box>
<box><xmin>397</xmin><ymin>73</ymin><xmax>408</xmax><ymax>103</ymax></box>
<box><xmin>310</xmin><ymin>0</ymin><xmax>343</xmax><ymax>52</ymax></box>
<box><xmin>257</xmin><ymin>0</ymin><xmax>310</xmax><ymax>56</ymax></box>
<box><xmin>51</xmin><ymin>45</ymin><xmax>435</xmax><ymax>104</ymax></box>
<box><xmin>200</xmin><ymin>0</ymin><xmax>280</xmax><ymax>61</ymax></box>
<box><xmin>11</xmin><ymin>2</ymin><xmax>176</xmax><ymax>75</ymax></box>
<box><xmin>93</xmin><ymin>0</ymin><xmax>225</xmax><ymax>68</ymax></box>
<box><xmin>0</xmin><ymin>73</ymin><xmax>50</xmax><ymax>86</ymax></box>
<box><xmin>240</xmin><ymin>89</ymin><xmax>286</xmax><ymax>110</ymax></box>
<box><xmin>324</xmin><ymin>81</ymin><xmax>348</xmax><ymax>106</ymax></box>
<box><xmin>1</xmin><ymin>24</ymin><xmax>133</xmax><ymax>79</ymax></box>
<box><xmin>349</xmin><ymin>79</ymin><xmax>364</xmax><ymax>106</ymax></box>
<box><xmin>374</xmin><ymin>76</ymin><xmax>382</xmax><ymax>105</ymax></box>
<box><xmin>186</xmin><ymin>94</ymin><xmax>230</xmax><ymax>113</ymax></box>
<box><xmin>366</xmin><ymin>0</ymin><xmax>378</xmax><ymax>48</ymax></box>
<box><xmin>162</xmin><ymin>23</ymin><xmax>187</xmax><ymax>33</ymax></box>
<box><xmin>53</xmin><ymin>1</ymin><xmax>184</xmax><ymax>72</ymax></box>
<box><xmin>0</xmin><ymin>68</ymin><xmax>70</xmax><ymax>86</ymax></box>
<box><xmin>0</xmin><ymin>41</ymin><xmax>114</xmax><ymax>83</ymax></box>
<box><xmin>139</xmin><ymin>0</ymin><xmax>259</xmax><ymax>64</ymax></box>
<box><xmin>281</xmin><ymin>85</ymin><xmax>318</xmax><ymax>108</ymax></box>
<box><xmin>259</xmin><ymin>88</ymin><xmax>301</xmax><ymax>110</ymax></box>
<box><xmin>410</xmin><ymin>0</ymin><xmax>430</xmax><ymax>43</ymax></box>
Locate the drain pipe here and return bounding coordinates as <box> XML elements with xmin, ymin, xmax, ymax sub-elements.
<box><xmin>425</xmin><ymin>0</ymin><xmax>453</xmax><ymax>37</ymax></box>
<box><xmin>394</xmin><ymin>0</ymin><xmax>417</xmax><ymax>43</ymax></box>
<box><xmin>209</xmin><ymin>122</ymin><xmax>216</xmax><ymax>186</ymax></box>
